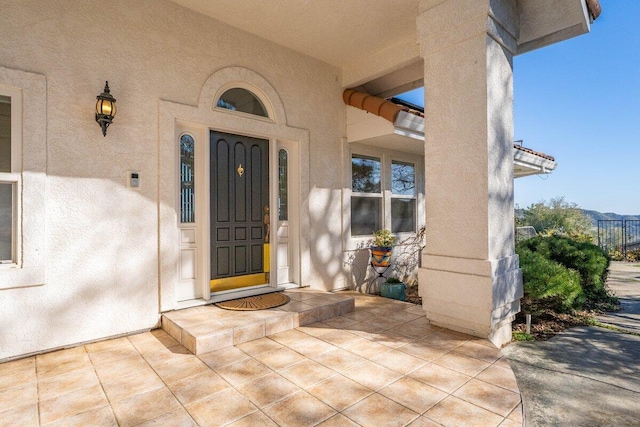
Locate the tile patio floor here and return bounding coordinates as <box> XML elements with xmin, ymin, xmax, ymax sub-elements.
<box><xmin>0</xmin><ymin>291</ymin><xmax>523</xmax><ymax>426</ymax></box>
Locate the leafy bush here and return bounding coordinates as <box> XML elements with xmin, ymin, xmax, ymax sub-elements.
<box><xmin>517</xmin><ymin>247</ymin><xmax>584</xmax><ymax>312</ymax></box>
<box><xmin>518</xmin><ymin>235</ymin><xmax>610</xmax><ymax>301</ymax></box>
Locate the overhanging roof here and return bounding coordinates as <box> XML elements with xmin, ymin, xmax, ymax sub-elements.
<box><xmin>345</xmin><ymin>89</ymin><xmax>557</xmax><ymax>178</ymax></box>
<box><xmin>170</xmin><ymin>0</ymin><xmax>600</xmax><ymax>96</ymax></box>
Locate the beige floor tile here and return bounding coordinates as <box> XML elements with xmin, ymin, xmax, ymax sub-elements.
<box><xmin>38</xmin><ymin>367</ymin><xmax>100</xmax><ymax>401</ymax></box>
<box><xmin>342</xmin><ymin>309</ymin><xmax>379</xmax><ymax>322</ymax></box>
<box><xmin>0</xmin><ymin>383</ymin><xmax>37</xmax><ymax>412</ymax></box>
<box><xmin>0</xmin><ymin>403</ymin><xmax>38</xmax><ymax>427</ymax></box>
<box><xmin>419</xmin><ymin>331</ymin><xmax>468</xmax><ymax>350</ymax></box>
<box><xmin>317</xmin><ymin>330</ymin><xmax>364</xmax><ymax>348</ymax></box>
<box><xmin>237</xmin><ymin>372</ymin><xmax>302</xmax><ymax>408</ymax></box>
<box><xmin>0</xmin><ymin>356</ymin><xmax>34</xmax><ymax>376</ymax></box>
<box><xmin>134</xmin><ymin>408</ymin><xmax>197</xmax><ymax>427</ymax></box>
<box><xmin>111</xmin><ymin>387</ymin><xmax>181</xmax><ymax>426</ymax></box>
<box><xmin>263</xmin><ymin>391</ymin><xmax>336</xmax><ymax>427</ymax></box>
<box><xmin>142</xmin><ymin>345</ymin><xmax>193</xmax><ymax>368</ymax></box>
<box><xmin>36</xmin><ymin>346</ymin><xmax>87</xmax><ymax>367</ymax></box>
<box><xmin>214</xmin><ymin>358</ymin><xmax>272</xmax><ymax>387</ymax></box>
<box><xmin>295</xmin><ymin>322</ymin><xmax>333</xmax><ymax>337</ymax></box>
<box><xmin>152</xmin><ymin>356</ymin><xmax>210</xmax><ymax>385</ymax></box>
<box><xmin>493</xmin><ymin>356</ymin><xmax>513</xmax><ymax>370</ymax></box>
<box><xmin>279</xmin><ymin>359</ymin><xmax>337</xmax><ymax>389</ymax></box>
<box><xmin>234</xmin><ymin>322</ymin><xmax>266</xmax><ymax>345</ymax></box>
<box><xmin>186</xmin><ymin>388</ymin><xmax>258</xmax><ymax>427</ymax></box>
<box><xmin>0</xmin><ymin>357</ymin><xmax>35</xmax><ymax>392</ymax></box>
<box><xmin>424</xmin><ymin>396</ymin><xmax>504</xmax><ymax>427</ymax></box>
<box><xmin>316</xmin><ymin>413</ymin><xmax>361</xmax><ymax>427</ymax></box>
<box><xmin>371</xmin><ymin>349</ymin><xmax>427</xmax><ymax>375</ymax></box>
<box><xmin>343</xmin><ymin>338</ymin><xmax>392</xmax><ymax>359</ymax></box>
<box><xmin>347</xmin><ymin>321</ymin><xmax>387</xmax><ymax>336</ymax></box>
<box><xmin>321</xmin><ymin>316</ymin><xmax>360</xmax><ymax>329</ymax></box>
<box><xmin>42</xmin><ymin>405</ymin><xmax>117</xmax><ymax>427</ymax></box>
<box><xmin>129</xmin><ymin>335</ymin><xmax>179</xmax><ymax>355</ymax></box>
<box><xmin>498</xmin><ymin>418</ymin><xmax>522</xmax><ymax>427</ymax></box>
<box><xmin>396</xmin><ymin>340</ymin><xmax>451</xmax><ymax>361</ymax></box>
<box><xmin>253</xmin><ymin>347</ymin><xmax>307</xmax><ymax>371</ymax></box>
<box><xmin>87</xmin><ymin>344</ymin><xmax>140</xmax><ymax>366</ymax></box>
<box><xmin>476</xmin><ymin>364</ymin><xmax>520</xmax><ymax>393</ymax></box>
<box><xmin>453</xmin><ymin>379</ymin><xmax>521</xmax><ymax>417</ymax></box>
<box><xmin>407</xmin><ymin>415</ymin><xmax>445</xmax><ymax>427</ymax></box>
<box><xmin>342</xmin><ymin>393</ymin><xmax>419</xmax><ymax>427</ymax></box>
<box><xmin>236</xmin><ymin>337</ymin><xmax>283</xmax><ymax>356</ymax></box>
<box><xmin>386</xmin><ymin>323</ymin><xmax>436</xmax><ymax>340</ymax></box>
<box><xmin>370</xmin><ymin>332</ymin><xmax>414</xmax><ymax>349</ymax></box>
<box><xmin>508</xmin><ymin>403</ymin><xmax>523</xmax><ymax>422</ymax></box>
<box><xmin>101</xmin><ymin>366</ymin><xmax>165</xmax><ymax>403</ymax></box>
<box><xmin>93</xmin><ymin>355</ymin><xmax>151</xmax><ymax>382</ymax></box>
<box><xmin>454</xmin><ymin>341</ymin><xmax>503</xmax><ymax>363</ymax></box>
<box><xmin>286</xmin><ymin>336</ymin><xmax>338</xmax><ymax>357</ymax></box>
<box><xmin>311</xmin><ymin>348</ymin><xmax>367</xmax><ymax>373</ymax></box>
<box><xmin>85</xmin><ymin>336</ymin><xmax>132</xmax><ymax>353</ymax></box>
<box><xmin>433</xmin><ymin>351</ymin><xmax>491</xmax><ymax>377</ymax></box>
<box><xmin>36</xmin><ymin>348</ymin><xmax>93</xmax><ymax>379</ymax></box>
<box><xmin>39</xmin><ymin>384</ymin><xmax>108</xmax><ymax>425</ymax></box>
<box><xmin>167</xmin><ymin>370</ymin><xmax>231</xmax><ymax>406</ymax></box>
<box><xmin>268</xmin><ymin>329</ymin><xmax>312</xmax><ymax>346</ymax></box>
<box><xmin>379</xmin><ymin>377</ymin><xmax>447</xmax><ymax>414</ymax></box>
<box><xmin>307</xmin><ymin>374</ymin><xmax>373</xmax><ymax>411</ymax></box>
<box><xmin>408</xmin><ymin>363</ymin><xmax>471</xmax><ymax>394</ymax></box>
<box><xmin>384</xmin><ymin>310</ymin><xmax>423</xmax><ymax>323</ymax></box>
<box><xmin>198</xmin><ymin>345</ymin><xmax>251</xmax><ymax>370</ymax></box>
<box><xmin>227</xmin><ymin>410</ymin><xmax>278</xmax><ymax>426</ymax></box>
<box><xmin>342</xmin><ymin>361</ymin><xmax>403</xmax><ymax>391</ymax></box>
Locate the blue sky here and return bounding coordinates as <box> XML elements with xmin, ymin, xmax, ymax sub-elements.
<box><xmin>397</xmin><ymin>0</ymin><xmax>639</xmax><ymax>215</ymax></box>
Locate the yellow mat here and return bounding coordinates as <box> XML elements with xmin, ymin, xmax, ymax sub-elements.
<box><xmin>214</xmin><ymin>292</ymin><xmax>291</xmax><ymax>311</ymax></box>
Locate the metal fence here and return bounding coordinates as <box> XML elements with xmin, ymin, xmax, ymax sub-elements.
<box><xmin>597</xmin><ymin>220</ymin><xmax>640</xmax><ymax>256</ymax></box>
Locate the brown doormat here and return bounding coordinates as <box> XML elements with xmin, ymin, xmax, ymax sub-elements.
<box><xmin>214</xmin><ymin>292</ymin><xmax>291</xmax><ymax>311</ymax></box>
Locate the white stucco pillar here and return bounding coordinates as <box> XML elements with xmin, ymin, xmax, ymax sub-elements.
<box><xmin>417</xmin><ymin>0</ymin><xmax>522</xmax><ymax>347</ymax></box>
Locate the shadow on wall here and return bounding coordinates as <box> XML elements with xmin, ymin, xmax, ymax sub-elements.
<box><xmin>344</xmin><ymin>227</ymin><xmax>425</xmax><ymax>294</ymax></box>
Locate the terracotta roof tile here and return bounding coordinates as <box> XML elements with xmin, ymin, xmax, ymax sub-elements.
<box><xmin>514</xmin><ymin>144</ymin><xmax>555</xmax><ymax>162</ymax></box>
<box><xmin>586</xmin><ymin>0</ymin><xmax>602</xmax><ymax>21</ymax></box>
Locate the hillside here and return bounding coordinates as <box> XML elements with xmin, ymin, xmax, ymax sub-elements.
<box><xmin>581</xmin><ymin>210</ymin><xmax>640</xmax><ymax>226</ymax></box>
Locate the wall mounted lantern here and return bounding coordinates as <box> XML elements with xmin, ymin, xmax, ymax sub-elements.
<box><xmin>95</xmin><ymin>81</ymin><xmax>116</xmax><ymax>136</ymax></box>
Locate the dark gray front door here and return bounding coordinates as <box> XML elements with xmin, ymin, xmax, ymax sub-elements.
<box><xmin>210</xmin><ymin>131</ymin><xmax>269</xmax><ymax>292</ymax></box>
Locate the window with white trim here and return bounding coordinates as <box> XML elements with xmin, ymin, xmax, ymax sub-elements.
<box><xmin>349</xmin><ymin>150</ymin><xmax>422</xmax><ymax>239</ymax></box>
<box><xmin>0</xmin><ymin>93</ymin><xmax>18</xmax><ymax>265</ymax></box>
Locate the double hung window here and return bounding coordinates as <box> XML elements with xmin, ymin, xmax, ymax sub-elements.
<box><xmin>350</xmin><ymin>151</ymin><xmax>421</xmax><ymax>238</ymax></box>
<box><xmin>0</xmin><ymin>92</ymin><xmax>18</xmax><ymax>265</ymax></box>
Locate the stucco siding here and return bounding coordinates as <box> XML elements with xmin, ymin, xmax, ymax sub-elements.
<box><xmin>0</xmin><ymin>0</ymin><xmax>345</xmax><ymax>360</ymax></box>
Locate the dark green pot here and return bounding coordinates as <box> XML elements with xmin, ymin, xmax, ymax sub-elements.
<box><xmin>381</xmin><ymin>282</ymin><xmax>406</xmax><ymax>301</ymax></box>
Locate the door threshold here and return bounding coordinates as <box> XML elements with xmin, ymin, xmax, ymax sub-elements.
<box><xmin>208</xmin><ymin>285</ymin><xmax>289</xmax><ymax>304</ymax></box>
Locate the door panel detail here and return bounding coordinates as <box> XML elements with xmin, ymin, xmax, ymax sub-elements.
<box><xmin>210</xmin><ymin>131</ymin><xmax>269</xmax><ymax>292</ymax></box>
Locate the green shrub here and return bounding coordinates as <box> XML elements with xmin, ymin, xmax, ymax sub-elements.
<box><xmin>517</xmin><ymin>247</ymin><xmax>584</xmax><ymax>312</ymax></box>
<box><xmin>518</xmin><ymin>235</ymin><xmax>610</xmax><ymax>301</ymax></box>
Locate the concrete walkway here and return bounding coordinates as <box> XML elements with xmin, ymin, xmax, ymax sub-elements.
<box><xmin>503</xmin><ymin>262</ymin><xmax>640</xmax><ymax>426</ymax></box>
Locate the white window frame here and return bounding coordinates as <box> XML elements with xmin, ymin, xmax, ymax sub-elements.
<box><xmin>0</xmin><ymin>86</ymin><xmax>22</xmax><ymax>268</ymax></box>
<box><xmin>344</xmin><ymin>142</ymin><xmax>425</xmax><ymax>251</ymax></box>
<box><xmin>0</xmin><ymin>67</ymin><xmax>47</xmax><ymax>290</ymax></box>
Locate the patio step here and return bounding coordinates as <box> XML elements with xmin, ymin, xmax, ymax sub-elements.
<box><xmin>161</xmin><ymin>289</ymin><xmax>354</xmax><ymax>355</ymax></box>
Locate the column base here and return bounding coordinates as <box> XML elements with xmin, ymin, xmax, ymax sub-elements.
<box><xmin>418</xmin><ymin>254</ymin><xmax>523</xmax><ymax>348</ymax></box>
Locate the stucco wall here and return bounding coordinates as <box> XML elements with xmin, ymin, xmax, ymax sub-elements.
<box><xmin>0</xmin><ymin>0</ymin><xmax>345</xmax><ymax>360</ymax></box>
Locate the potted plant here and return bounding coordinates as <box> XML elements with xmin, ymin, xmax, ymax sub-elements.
<box><xmin>381</xmin><ymin>277</ymin><xmax>406</xmax><ymax>301</ymax></box>
<box><xmin>370</xmin><ymin>229</ymin><xmax>397</xmax><ymax>267</ymax></box>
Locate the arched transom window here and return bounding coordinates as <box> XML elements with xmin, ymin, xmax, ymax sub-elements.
<box><xmin>216</xmin><ymin>87</ymin><xmax>268</xmax><ymax>118</ymax></box>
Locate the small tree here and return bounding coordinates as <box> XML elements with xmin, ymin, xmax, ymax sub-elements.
<box><xmin>521</xmin><ymin>197</ymin><xmax>594</xmax><ymax>241</ymax></box>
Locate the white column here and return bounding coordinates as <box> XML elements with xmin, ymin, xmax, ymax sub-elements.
<box><xmin>417</xmin><ymin>0</ymin><xmax>522</xmax><ymax>347</ymax></box>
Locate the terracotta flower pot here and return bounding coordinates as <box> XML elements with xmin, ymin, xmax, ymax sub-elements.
<box><xmin>370</xmin><ymin>246</ymin><xmax>393</xmax><ymax>267</ymax></box>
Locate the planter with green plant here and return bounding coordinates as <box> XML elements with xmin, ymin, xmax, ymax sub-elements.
<box><xmin>381</xmin><ymin>277</ymin><xmax>406</xmax><ymax>301</ymax></box>
<box><xmin>370</xmin><ymin>229</ymin><xmax>397</xmax><ymax>267</ymax></box>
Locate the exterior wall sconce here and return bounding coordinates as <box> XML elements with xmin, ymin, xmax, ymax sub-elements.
<box><xmin>95</xmin><ymin>81</ymin><xmax>116</xmax><ymax>136</ymax></box>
